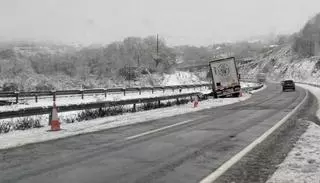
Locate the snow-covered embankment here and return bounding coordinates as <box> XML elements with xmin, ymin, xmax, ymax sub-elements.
<box><xmin>267</xmin><ymin>84</ymin><xmax>320</xmax><ymax>183</ymax></box>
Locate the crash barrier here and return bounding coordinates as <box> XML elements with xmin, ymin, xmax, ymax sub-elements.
<box><xmin>0</xmin><ymin>82</ymin><xmax>264</xmax><ymax>120</ymax></box>
<box><xmin>0</xmin><ymin>79</ymin><xmax>258</xmax><ymax>103</ymax></box>
<box><xmin>0</xmin><ymin>92</ymin><xmax>204</xmax><ymax>120</ymax></box>
<box><xmin>0</xmin><ymin>84</ymin><xmax>211</xmax><ymax>104</ymax></box>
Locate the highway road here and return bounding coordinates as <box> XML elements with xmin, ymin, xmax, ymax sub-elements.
<box><xmin>0</xmin><ymin>83</ymin><xmax>306</xmax><ymax>183</ymax></box>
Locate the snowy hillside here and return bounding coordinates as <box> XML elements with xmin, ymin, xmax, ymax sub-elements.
<box><xmin>238</xmin><ymin>44</ymin><xmax>320</xmax><ymax>84</ymax></box>
<box><xmin>238</xmin><ymin>13</ymin><xmax>320</xmax><ymax>84</ymax></box>
<box><xmin>161</xmin><ymin>71</ymin><xmax>206</xmax><ymax>85</ymax></box>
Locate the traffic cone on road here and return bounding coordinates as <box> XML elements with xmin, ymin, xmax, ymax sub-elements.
<box><xmin>50</xmin><ymin>101</ymin><xmax>61</xmax><ymax>131</ymax></box>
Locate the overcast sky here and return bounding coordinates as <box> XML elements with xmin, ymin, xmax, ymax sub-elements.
<box><xmin>0</xmin><ymin>0</ymin><xmax>319</xmax><ymax>46</ymax></box>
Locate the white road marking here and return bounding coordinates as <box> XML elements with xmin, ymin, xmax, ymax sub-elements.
<box><xmin>125</xmin><ymin>118</ymin><xmax>201</xmax><ymax>140</ymax></box>
<box><xmin>199</xmin><ymin>89</ymin><xmax>308</xmax><ymax>183</ymax></box>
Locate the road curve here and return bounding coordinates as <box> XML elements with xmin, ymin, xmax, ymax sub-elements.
<box><xmin>0</xmin><ymin>83</ymin><xmax>306</xmax><ymax>183</ymax></box>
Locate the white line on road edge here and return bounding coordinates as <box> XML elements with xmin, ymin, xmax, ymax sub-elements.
<box><xmin>125</xmin><ymin>118</ymin><xmax>201</xmax><ymax>140</ymax></box>
<box><xmin>199</xmin><ymin>89</ymin><xmax>308</xmax><ymax>183</ymax></box>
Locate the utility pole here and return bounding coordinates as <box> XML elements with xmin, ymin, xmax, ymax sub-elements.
<box><xmin>156</xmin><ymin>34</ymin><xmax>159</xmax><ymax>58</ymax></box>
<box><xmin>128</xmin><ymin>63</ymin><xmax>131</xmax><ymax>87</ymax></box>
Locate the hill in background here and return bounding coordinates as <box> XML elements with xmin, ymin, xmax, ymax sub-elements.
<box><xmin>2</xmin><ymin>12</ymin><xmax>320</xmax><ymax>91</ymax></box>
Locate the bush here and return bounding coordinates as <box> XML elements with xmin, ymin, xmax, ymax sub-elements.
<box><xmin>2</xmin><ymin>82</ymin><xmax>19</xmax><ymax>91</ymax></box>
<box><xmin>141</xmin><ymin>102</ymin><xmax>159</xmax><ymax>110</ymax></box>
<box><xmin>0</xmin><ymin>49</ymin><xmax>15</xmax><ymax>60</ymax></box>
<box><xmin>141</xmin><ymin>68</ymin><xmax>149</xmax><ymax>75</ymax></box>
<box><xmin>71</xmin><ymin>105</ymin><xmax>129</xmax><ymax>123</ymax></box>
<box><xmin>35</xmin><ymin>82</ymin><xmax>55</xmax><ymax>91</ymax></box>
<box><xmin>118</xmin><ymin>67</ymin><xmax>138</xmax><ymax>80</ymax></box>
<box><xmin>0</xmin><ymin>117</ymin><xmax>43</xmax><ymax>134</ymax></box>
<box><xmin>14</xmin><ymin>118</ymin><xmax>42</xmax><ymax>130</ymax></box>
<box><xmin>0</xmin><ymin>123</ymin><xmax>11</xmax><ymax>133</ymax></box>
<box><xmin>64</xmin><ymin>98</ymin><xmax>192</xmax><ymax>125</ymax></box>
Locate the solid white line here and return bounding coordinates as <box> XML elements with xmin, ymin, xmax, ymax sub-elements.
<box><xmin>125</xmin><ymin>119</ymin><xmax>197</xmax><ymax>140</ymax></box>
<box><xmin>199</xmin><ymin>89</ymin><xmax>308</xmax><ymax>183</ymax></box>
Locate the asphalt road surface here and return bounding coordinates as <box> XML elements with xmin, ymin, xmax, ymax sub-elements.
<box><xmin>0</xmin><ymin>83</ymin><xmax>306</xmax><ymax>183</ymax></box>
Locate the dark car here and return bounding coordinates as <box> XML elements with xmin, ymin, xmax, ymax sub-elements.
<box><xmin>282</xmin><ymin>80</ymin><xmax>295</xmax><ymax>91</ymax></box>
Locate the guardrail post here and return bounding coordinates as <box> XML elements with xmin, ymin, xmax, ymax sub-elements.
<box><xmin>176</xmin><ymin>98</ymin><xmax>179</xmax><ymax>105</ymax></box>
<box><xmin>104</xmin><ymin>89</ymin><xmax>107</xmax><ymax>98</ymax></box>
<box><xmin>158</xmin><ymin>100</ymin><xmax>161</xmax><ymax>107</ymax></box>
<box><xmin>81</xmin><ymin>90</ymin><xmax>84</xmax><ymax>100</ymax></box>
<box><xmin>52</xmin><ymin>91</ymin><xmax>56</xmax><ymax>102</ymax></box>
<box><xmin>15</xmin><ymin>91</ymin><xmax>19</xmax><ymax>104</ymax></box>
<box><xmin>35</xmin><ymin>94</ymin><xmax>38</xmax><ymax>103</ymax></box>
<box><xmin>163</xmin><ymin>88</ymin><xmax>165</xmax><ymax>93</ymax></box>
<box><xmin>133</xmin><ymin>103</ymin><xmax>136</xmax><ymax>112</ymax></box>
<box><xmin>151</xmin><ymin>88</ymin><xmax>154</xmax><ymax>94</ymax></box>
<box><xmin>179</xmin><ymin>88</ymin><xmax>182</xmax><ymax>93</ymax></box>
<box><xmin>123</xmin><ymin>89</ymin><xmax>126</xmax><ymax>96</ymax></box>
<box><xmin>139</xmin><ymin>88</ymin><xmax>141</xmax><ymax>95</ymax></box>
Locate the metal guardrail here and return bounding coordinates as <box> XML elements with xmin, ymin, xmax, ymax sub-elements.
<box><xmin>0</xmin><ymin>83</ymin><xmax>264</xmax><ymax>120</ymax></box>
<box><xmin>0</xmin><ymin>92</ymin><xmax>203</xmax><ymax>119</ymax></box>
<box><xmin>0</xmin><ymin>84</ymin><xmax>212</xmax><ymax>103</ymax></box>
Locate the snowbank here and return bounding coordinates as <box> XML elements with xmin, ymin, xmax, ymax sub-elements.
<box><xmin>0</xmin><ymin>94</ymin><xmax>251</xmax><ymax>150</ymax></box>
<box><xmin>297</xmin><ymin>84</ymin><xmax>320</xmax><ymax>119</ymax></box>
<box><xmin>267</xmin><ymin>84</ymin><xmax>320</xmax><ymax>182</ymax></box>
<box><xmin>250</xmin><ymin>84</ymin><xmax>267</xmax><ymax>94</ymax></box>
<box><xmin>267</xmin><ymin>122</ymin><xmax>320</xmax><ymax>183</ymax></box>
<box><xmin>240</xmin><ymin>81</ymin><xmax>259</xmax><ymax>88</ymax></box>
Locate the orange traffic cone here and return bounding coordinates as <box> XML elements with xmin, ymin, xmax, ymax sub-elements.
<box><xmin>193</xmin><ymin>96</ymin><xmax>199</xmax><ymax>108</ymax></box>
<box><xmin>50</xmin><ymin>101</ymin><xmax>61</xmax><ymax>131</ymax></box>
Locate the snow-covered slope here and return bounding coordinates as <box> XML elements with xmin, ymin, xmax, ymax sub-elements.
<box><xmin>267</xmin><ymin>84</ymin><xmax>320</xmax><ymax>183</ymax></box>
<box><xmin>239</xmin><ymin>45</ymin><xmax>320</xmax><ymax>84</ymax></box>
<box><xmin>161</xmin><ymin>71</ymin><xmax>206</xmax><ymax>85</ymax></box>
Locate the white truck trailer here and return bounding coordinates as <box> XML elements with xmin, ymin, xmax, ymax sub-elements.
<box><xmin>209</xmin><ymin>57</ymin><xmax>241</xmax><ymax>98</ymax></box>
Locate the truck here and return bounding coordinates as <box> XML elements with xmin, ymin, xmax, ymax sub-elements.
<box><xmin>209</xmin><ymin>57</ymin><xmax>241</xmax><ymax>98</ymax></box>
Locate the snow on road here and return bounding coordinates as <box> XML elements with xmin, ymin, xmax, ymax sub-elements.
<box><xmin>267</xmin><ymin>84</ymin><xmax>320</xmax><ymax>183</ymax></box>
<box><xmin>0</xmin><ymin>94</ymin><xmax>251</xmax><ymax>150</ymax></box>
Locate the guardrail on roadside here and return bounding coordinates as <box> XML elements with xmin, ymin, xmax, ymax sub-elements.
<box><xmin>0</xmin><ymin>83</ymin><xmax>264</xmax><ymax>120</ymax></box>
<box><xmin>0</xmin><ymin>92</ymin><xmax>203</xmax><ymax>120</ymax></box>
<box><xmin>0</xmin><ymin>84</ymin><xmax>212</xmax><ymax>104</ymax></box>
<box><xmin>0</xmin><ymin>80</ymin><xmax>258</xmax><ymax>102</ymax></box>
